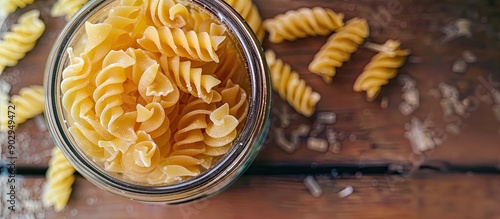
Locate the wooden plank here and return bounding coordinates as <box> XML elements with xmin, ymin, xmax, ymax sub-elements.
<box><xmin>1</xmin><ymin>0</ymin><xmax>499</xmax><ymax>169</ymax></box>
<box><xmin>4</xmin><ymin>173</ymin><xmax>499</xmax><ymax>219</ymax></box>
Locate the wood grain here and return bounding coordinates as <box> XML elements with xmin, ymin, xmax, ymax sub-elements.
<box><xmin>7</xmin><ymin>173</ymin><xmax>498</xmax><ymax>219</ymax></box>
<box><xmin>0</xmin><ymin>0</ymin><xmax>499</xmax><ymax>170</ymax></box>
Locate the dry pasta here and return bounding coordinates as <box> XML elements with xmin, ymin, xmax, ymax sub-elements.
<box><xmin>203</xmin><ymin>103</ymin><xmax>239</xmax><ymax>156</ymax></box>
<box><xmin>163</xmin><ymin>56</ymin><xmax>221</xmax><ymax>104</ymax></box>
<box><xmin>224</xmin><ymin>0</ymin><xmax>264</xmax><ymax>41</ymax></box>
<box><xmin>43</xmin><ymin>147</ymin><xmax>76</xmax><ymax>212</ymax></box>
<box><xmin>0</xmin><ymin>10</ymin><xmax>45</xmax><ymax>75</ymax></box>
<box><xmin>354</xmin><ymin>40</ymin><xmax>410</xmax><ymax>101</ymax></box>
<box><xmin>218</xmin><ymin>80</ymin><xmax>248</xmax><ymax>124</ymax></box>
<box><xmin>0</xmin><ymin>0</ymin><xmax>35</xmax><ymax>15</ymax></box>
<box><xmin>137</xmin><ymin>25</ymin><xmax>227</xmax><ymax>63</ymax></box>
<box><xmin>266</xmin><ymin>50</ymin><xmax>321</xmax><ymax>117</ymax></box>
<box><xmin>263</xmin><ymin>7</ymin><xmax>344</xmax><ymax>43</ymax></box>
<box><xmin>143</xmin><ymin>0</ymin><xmax>190</xmax><ymax>28</ymax></box>
<box><xmin>51</xmin><ymin>0</ymin><xmax>89</xmax><ymax>20</ymax></box>
<box><xmin>0</xmin><ymin>85</ymin><xmax>44</xmax><ymax>131</ymax></box>
<box><xmin>308</xmin><ymin>18</ymin><xmax>369</xmax><ymax>83</ymax></box>
<box><xmin>60</xmin><ymin>0</ymin><xmax>250</xmax><ymax>184</ymax></box>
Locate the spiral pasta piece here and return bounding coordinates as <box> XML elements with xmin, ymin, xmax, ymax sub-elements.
<box><xmin>51</xmin><ymin>0</ymin><xmax>89</xmax><ymax>20</ymax></box>
<box><xmin>172</xmin><ymin>98</ymin><xmax>215</xmax><ymax>157</ymax></box>
<box><xmin>93</xmin><ymin>50</ymin><xmax>137</xmax><ymax>141</ymax></box>
<box><xmin>203</xmin><ymin>103</ymin><xmax>238</xmax><ymax>156</ymax></box>
<box><xmin>218</xmin><ymin>80</ymin><xmax>248</xmax><ymax>124</ymax></box>
<box><xmin>0</xmin><ymin>0</ymin><xmax>35</xmax><ymax>15</ymax></box>
<box><xmin>164</xmin><ymin>56</ymin><xmax>222</xmax><ymax>103</ymax></box>
<box><xmin>0</xmin><ymin>85</ymin><xmax>44</xmax><ymax>131</ymax></box>
<box><xmin>143</xmin><ymin>0</ymin><xmax>190</xmax><ymax>28</ymax></box>
<box><xmin>266</xmin><ymin>50</ymin><xmax>320</xmax><ymax>117</ymax></box>
<box><xmin>61</xmin><ymin>49</ymin><xmax>95</xmax><ymax>123</ymax></box>
<box><xmin>43</xmin><ymin>147</ymin><xmax>75</xmax><ymax>212</ymax></box>
<box><xmin>157</xmin><ymin>98</ymin><xmax>217</xmax><ymax>182</ymax></box>
<box><xmin>354</xmin><ymin>40</ymin><xmax>410</xmax><ymax>101</ymax></box>
<box><xmin>263</xmin><ymin>7</ymin><xmax>344</xmax><ymax>43</ymax></box>
<box><xmin>308</xmin><ymin>18</ymin><xmax>369</xmax><ymax>83</ymax></box>
<box><xmin>120</xmin><ymin>131</ymin><xmax>161</xmax><ymax>177</ymax></box>
<box><xmin>137</xmin><ymin>25</ymin><xmax>226</xmax><ymax>63</ymax></box>
<box><xmin>224</xmin><ymin>0</ymin><xmax>264</xmax><ymax>41</ymax></box>
<box><xmin>0</xmin><ymin>10</ymin><xmax>45</xmax><ymax>75</ymax></box>
<box><xmin>82</xmin><ymin>3</ymin><xmax>142</xmax><ymax>64</ymax></box>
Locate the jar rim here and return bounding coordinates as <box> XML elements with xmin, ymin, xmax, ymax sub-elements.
<box><xmin>44</xmin><ymin>0</ymin><xmax>271</xmax><ymax>203</ymax></box>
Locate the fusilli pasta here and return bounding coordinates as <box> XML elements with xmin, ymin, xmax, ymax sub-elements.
<box><xmin>92</xmin><ymin>50</ymin><xmax>138</xmax><ymax>141</ymax></box>
<box><xmin>224</xmin><ymin>0</ymin><xmax>264</xmax><ymax>41</ymax></box>
<box><xmin>43</xmin><ymin>147</ymin><xmax>76</xmax><ymax>212</ymax></box>
<box><xmin>0</xmin><ymin>10</ymin><xmax>45</xmax><ymax>75</ymax></box>
<box><xmin>143</xmin><ymin>0</ymin><xmax>190</xmax><ymax>28</ymax></box>
<box><xmin>137</xmin><ymin>25</ymin><xmax>226</xmax><ymax>63</ymax></box>
<box><xmin>203</xmin><ymin>103</ymin><xmax>238</xmax><ymax>156</ymax></box>
<box><xmin>308</xmin><ymin>18</ymin><xmax>369</xmax><ymax>83</ymax></box>
<box><xmin>51</xmin><ymin>0</ymin><xmax>89</xmax><ymax>20</ymax></box>
<box><xmin>263</xmin><ymin>7</ymin><xmax>344</xmax><ymax>43</ymax></box>
<box><xmin>0</xmin><ymin>0</ymin><xmax>35</xmax><ymax>15</ymax></box>
<box><xmin>163</xmin><ymin>56</ymin><xmax>221</xmax><ymax>104</ymax></box>
<box><xmin>218</xmin><ymin>80</ymin><xmax>248</xmax><ymax>124</ymax></box>
<box><xmin>266</xmin><ymin>50</ymin><xmax>321</xmax><ymax>117</ymax></box>
<box><xmin>0</xmin><ymin>85</ymin><xmax>43</xmax><ymax>131</ymax></box>
<box><xmin>354</xmin><ymin>40</ymin><xmax>410</xmax><ymax>101</ymax></box>
<box><xmin>59</xmin><ymin>0</ymin><xmax>249</xmax><ymax>185</ymax></box>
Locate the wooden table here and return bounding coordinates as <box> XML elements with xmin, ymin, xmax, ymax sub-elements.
<box><xmin>1</xmin><ymin>0</ymin><xmax>499</xmax><ymax>218</ymax></box>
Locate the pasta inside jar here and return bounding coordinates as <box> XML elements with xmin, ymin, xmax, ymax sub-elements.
<box><xmin>59</xmin><ymin>0</ymin><xmax>250</xmax><ymax>185</ymax></box>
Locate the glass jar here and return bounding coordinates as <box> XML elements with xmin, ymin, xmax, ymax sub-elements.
<box><xmin>44</xmin><ymin>0</ymin><xmax>271</xmax><ymax>204</ymax></box>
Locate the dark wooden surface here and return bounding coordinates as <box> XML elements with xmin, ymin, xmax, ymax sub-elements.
<box><xmin>0</xmin><ymin>0</ymin><xmax>499</xmax><ymax>218</ymax></box>
<box><xmin>7</xmin><ymin>173</ymin><xmax>500</xmax><ymax>219</ymax></box>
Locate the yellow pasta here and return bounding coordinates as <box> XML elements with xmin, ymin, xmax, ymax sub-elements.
<box><xmin>143</xmin><ymin>0</ymin><xmax>190</xmax><ymax>28</ymax></box>
<box><xmin>308</xmin><ymin>18</ymin><xmax>369</xmax><ymax>83</ymax></box>
<box><xmin>60</xmin><ymin>0</ymin><xmax>250</xmax><ymax>184</ymax></box>
<box><xmin>266</xmin><ymin>50</ymin><xmax>320</xmax><ymax>117</ymax></box>
<box><xmin>43</xmin><ymin>147</ymin><xmax>76</xmax><ymax>212</ymax></box>
<box><xmin>61</xmin><ymin>49</ymin><xmax>94</xmax><ymax>124</ymax></box>
<box><xmin>218</xmin><ymin>80</ymin><xmax>248</xmax><ymax>124</ymax></box>
<box><xmin>163</xmin><ymin>56</ymin><xmax>221</xmax><ymax>104</ymax></box>
<box><xmin>0</xmin><ymin>0</ymin><xmax>35</xmax><ymax>15</ymax></box>
<box><xmin>0</xmin><ymin>85</ymin><xmax>44</xmax><ymax>131</ymax></box>
<box><xmin>92</xmin><ymin>50</ymin><xmax>138</xmax><ymax>141</ymax></box>
<box><xmin>354</xmin><ymin>40</ymin><xmax>410</xmax><ymax>101</ymax></box>
<box><xmin>263</xmin><ymin>7</ymin><xmax>344</xmax><ymax>43</ymax></box>
<box><xmin>0</xmin><ymin>10</ymin><xmax>45</xmax><ymax>75</ymax></box>
<box><xmin>224</xmin><ymin>0</ymin><xmax>264</xmax><ymax>41</ymax></box>
<box><xmin>121</xmin><ymin>131</ymin><xmax>161</xmax><ymax>177</ymax></box>
<box><xmin>203</xmin><ymin>103</ymin><xmax>238</xmax><ymax>156</ymax></box>
<box><xmin>51</xmin><ymin>0</ymin><xmax>89</xmax><ymax>20</ymax></box>
<box><xmin>137</xmin><ymin>25</ymin><xmax>226</xmax><ymax>63</ymax></box>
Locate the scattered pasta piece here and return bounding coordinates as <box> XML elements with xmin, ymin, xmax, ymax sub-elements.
<box><xmin>224</xmin><ymin>0</ymin><xmax>264</xmax><ymax>41</ymax></box>
<box><xmin>0</xmin><ymin>85</ymin><xmax>44</xmax><ymax>131</ymax></box>
<box><xmin>303</xmin><ymin>176</ymin><xmax>322</xmax><ymax>198</ymax></box>
<box><xmin>0</xmin><ymin>0</ymin><xmax>35</xmax><ymax>16</ymax></box>
<box><xmin>0</xmin><ymin>10</ymin><xmax>45</xmax><ymax>75</ymax></box>
<box><xmin>265</xmin><ymin>50</ymin><xmax>320</xmax><ymax>117</ymax></box>
<box><xmin>353</xmin><ymin>40</ymin><xmax>410</xmax><ymax>101</ymax></box>
<box><xmin>308</xmin><ymin>18</ymin><xmax>369</xmax><ymax>83</ymax></box>
<box><xmin>43</xmin><ymin>147</ymin><xmax>76</xmax><ymax>212</ymax></box>
<box><xmin>51</xmin><ymin>0</ymin><xmax>89</xmax><ymax>20</ymax></box>
<box><xmin>263</xmin><ymin>7</ymin><xmax>344</xmax><ymax>43</ymax></box>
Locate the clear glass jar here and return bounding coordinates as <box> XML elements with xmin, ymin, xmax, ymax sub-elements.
<box><xmin>44</xmin><ymin>0</ymin><xmax>271</xmax><ymax>204</ymax></box>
